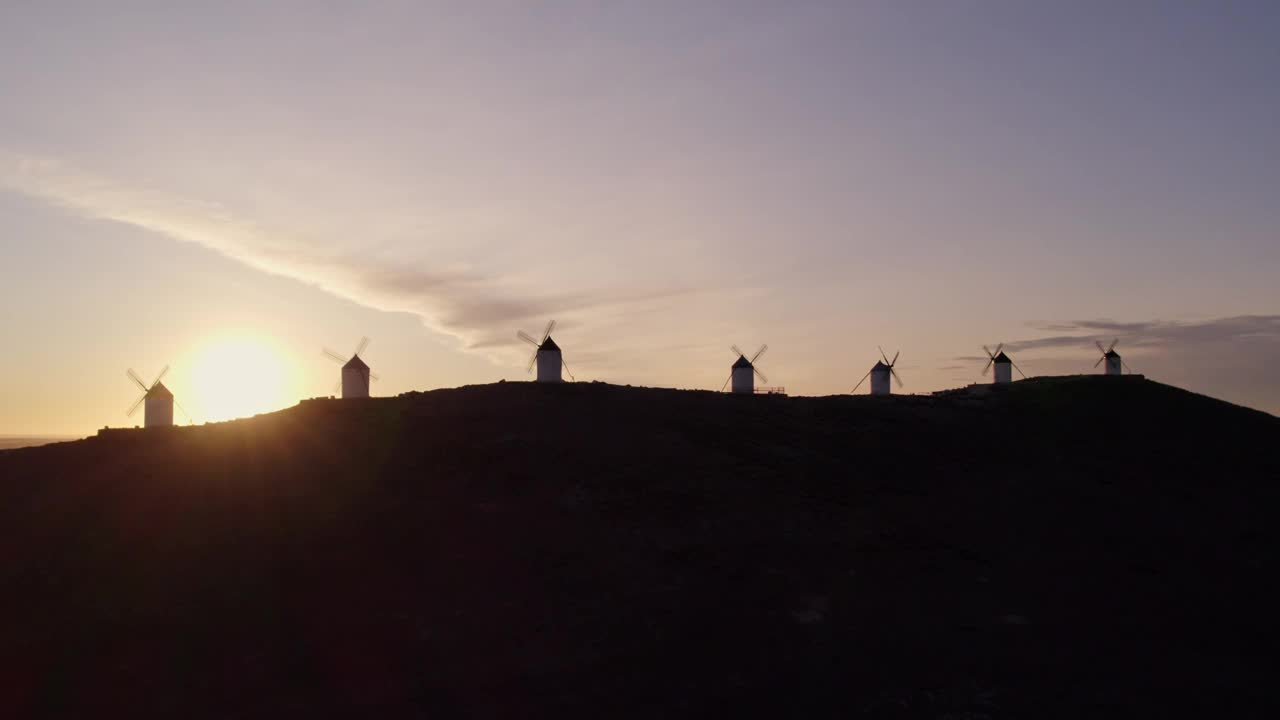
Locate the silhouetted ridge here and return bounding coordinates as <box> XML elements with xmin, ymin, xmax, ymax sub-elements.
<box><xmin>1</xmin><ymin>376</ymin><xmax>1275</xmax><ymax>718</ymax></box>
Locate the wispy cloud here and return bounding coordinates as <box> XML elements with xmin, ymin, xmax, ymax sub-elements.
<box><xmin>0</xmin><ymin>150</ymin><xmax>704</xmax><ymax>356</ymax></box>
<box><xmin>1005</xmin><ymin>316</ymin><xmax>1280</xmax><ymax>354</ymax></box>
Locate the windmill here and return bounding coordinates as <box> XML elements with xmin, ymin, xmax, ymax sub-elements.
<box><xmin>323</xmin><ymin>337</ymin><xmax>379</xmax><ymax>398</ymax></box>
<box><xmin>851</xmin><ymin>347</ymin><xmax>904</xmax><ymax>395</ymax></box>
<box><xmin>126</xmin><ymin>366</ymin><xmax>190</xmax><ymax>428</ymax></box>
<box><xmin>1094</xmin><ymin>338</ymin><xmax>1131</xmax><ymax>376</ymax></box>
<box><xmin>721</xmin><ymin>344</ymin><xmax>768</xmax><ymax>394</ymax></box>
<box><xmin>518</xmin><ymin>320</ymin><xmax>575</xmax><ymax>383</ymax></box>
<box><xmin>982</xmin><ymin>344</ymin><xmax>1026</xmax><ymax>384</ymax></box>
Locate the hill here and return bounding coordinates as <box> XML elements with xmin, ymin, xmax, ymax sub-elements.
<box><xmin>1</xmin><ymin>376</ymin><xmax>1276</xmax><ymax>718</ymax></box>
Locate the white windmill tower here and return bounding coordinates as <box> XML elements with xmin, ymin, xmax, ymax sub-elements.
<box><xmin>981</xmin><ymin>344</ymin><xmax>1026</xmax><ymax>384</ymax></box>
<box><xmin>721</xmin><ymin>344</ymin><xmax>769</xmax><ymax>394</ymax></box>
<box><xmin>323</xmin><ymin>337</ymin><xmax>379</xmax><ymax>398</ymax></box>
<box><xmin>852</xmin><ymin>347</ymin><xmax>904</xmax><ymax>395</ymax></box>
<box><xmin>1094</xmin><ymin>339</ymin><xmax>1130</xmax><ymax>376</ymax></box>
<box><xmin>126</xmin><ymin>366</ymin><xmax>190</xmax><ymax>428</ymax></box>
<box><xmin>518</xmin><ymin>320</ymin><xmax>575</xmax><ymax>383</ymax></box>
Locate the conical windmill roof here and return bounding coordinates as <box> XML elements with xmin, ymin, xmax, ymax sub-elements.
<box><xmin>871</xmin><ymin>360</ymin><xmax>890</xmax><ymax>372</ymax></box>
<box><xmin>539</xmin><ymin>336</ymin><xmax>561</xmax><ymax>352</ymax></box>
<box><xmin>148</xmin><ymin>381</ymin><xmax>174</xmax><ymax>398</ymax></box>
<box><xmin>732</xmin><ymin>355</ymin><xmax>752</xmax><ymax>369</ymax></box>
<box><xmin>993</xmin><ymin>351</ymin><xmax>1012</xmax><ymax>363</ymax></box>
<box><xmin>1104</xmin><ymin>349</ymin><xmax>1121</xmax><ymax>358</ymax></box>
<box><xmin>344</xmin><ymin>354</ymin><xmax>369</xmax><ymax>370</ymax></box>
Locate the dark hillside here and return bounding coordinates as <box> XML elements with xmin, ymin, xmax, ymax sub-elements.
<box><xmin>1</xmin><ymin>377</ymin><xmax>1277</xmax><ymax>718</ymax></box>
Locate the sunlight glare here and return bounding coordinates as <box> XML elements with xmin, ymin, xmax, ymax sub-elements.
<box><xmin>188</xmin><ymin>335</ymin><xmax>292</xmax><ymax>423</ymax></box>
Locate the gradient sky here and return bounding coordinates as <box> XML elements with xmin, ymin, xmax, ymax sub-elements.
<box><xmin>2</xmin><ymin>1</ymin><xmax>1278</xmax><ymax>435</ymax></box>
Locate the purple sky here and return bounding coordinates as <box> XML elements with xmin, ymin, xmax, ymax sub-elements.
<box><xmin>2</xmin><ymin>1</ymin><xmax>1277</xmax><ymax>434</ymax></box>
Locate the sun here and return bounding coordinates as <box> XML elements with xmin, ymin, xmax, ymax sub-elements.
<box><xmin>187</xmin><ymin>335</ymin><xmax>292</xmax><ymax>423</ymax></box>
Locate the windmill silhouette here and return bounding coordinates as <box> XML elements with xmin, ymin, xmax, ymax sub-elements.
<box><xmin>126</xmin><ymin>366</ymin><xmax>191</xmax><ymax>427</ymax></box>
<box><xmin>323</xmin><ymin>337</ymin><xmax>379</xmax><ymax>398</ymax></box>
<box><xmin>722</xmin><ymin>344</ymin><xmax>768</xmax><ymax>394</ymax></box>
<box><xmin>852</xmin><ymin>347</ymin><xmax>904</xmax><ymax>395</ymax></box>
<box><xmin>518</xmin><ymin>320</ymin><xmax>575</xmax><ymax>382</ymax></box>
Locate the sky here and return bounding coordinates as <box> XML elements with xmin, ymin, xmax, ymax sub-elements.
<box><xmin>1</xmin><ymin>0</ymin><xmax>1278</xmax><ymax>436</ymax></box>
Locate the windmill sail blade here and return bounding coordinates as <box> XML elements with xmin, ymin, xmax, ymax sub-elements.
<box><xmin>1095</xmin><ymin>340</ymin><xmax>1107</xmax><ymax>355</ymax></box>
<box><xmin>1122</xmin><ymin>360</ymin><xmax>1134</xmax><ymax>374</ymax></box>
<box><xmin>890</xmin><ymin>366</ymin><xmax>904</xmax><ymax>388</ymax></box>
<box><xmin>526</xmin><ymin>349</ymin><xmax>538</xmax><ymax>373</ymax></box>
<box><xmin>561</xmin><ymin>357</ymin><xmax>576</xmax><ymax>382</ymax></box>
<box><xmin>541</xmin><ymin>320</ymin><xmax>556</xmax><ymax>344</ymax></box>
<box><xmin>126</xmin><ymin>393</ymin><xmax>146</xmax><ymax>417</ymax></box>
<box><xmin>983</xmin><ymin>345</ymin><xmax>994</xmax><ymax>359</ymax></box>
<box><xmin>1094</xmin><ymin>355</ymin><xmax>1105</xmax><ymax>368</ymax></box>
<box><xmin>353</xmin><ymin>336</ymin><xmax>370</xmax><ymax>357</ymax></box>
<box><xmin>323</xmin><ymin>348</ymin><xmax>348</xmax><ymax>364</ymax></box>
<box><xmin>851</xmin><ymin>369</ymin><xmax>873</xmax><ymax>393</ymax></box>
<box><xmin>993</xmin><ymin>343</ymin><xmax>1003</xmax><ymax>357</ymax></box>
<box><xmin>1011</xmin><ymin>360</ymin><xmax>1027</xmax><ymax>379</ymax></box>
<box><xmin>891</xmin><ymin>350</ymin><xmax>900</xmax><ymax>366</ymax></box>
<box><xmin>1107</xmin><ymin>338</ymin><xmax>1118</xmax><ymax>353</ymax></box>
<box><xmin>753</xmin><ymin>367</ymin><xmax>768</xmax><ymax>385</ymax></box>
<box><xmin>751</xmin><ymin>344</ymin><xmax>768</xmax><ymax>364</ymax></box>
<box><xmin>333</xmin><ymin>379</ymin><xmax>343</xmax><ymax>394</ymax></box>
<box><xmin>730</xmin><ymin>344</ymin><xmax>745</xmax><ymax>358</ymax></box>
<box><xmin>517</xmin><ymin>330</ymin><xmax>540</xmax><ymax>347</ymax></box>
<box><xmin>369</xmin><ymin>371</ymin><xmax>380</xmax><ymax>382</ymax></box>
<box><xmin>174</xmin><ymin>399</ymin><xmax>193</xmax><ymax>425</ymax></box>
<box><xmin>982</xmin><ymin>358</ymin><xmax>994</xmax><ymax>374</ymax></box>
<box><xmin>879</xmin><ymin>346</ymin><xmax>890</xmax><ymax>365</ymax></box>
<box><xmin>720</xmin><ymin>372</ymin><xmax>733</xmax><ymax>392</ymax></box>
<box><xmin>150</xmin><ymin>365</ymin><xmax>169</xmax><ymax>389</ymax></box>
<box><xmin>126</xmin><ymin>368</ymin><xmax>149</xmax><ymax>392</ymax></box>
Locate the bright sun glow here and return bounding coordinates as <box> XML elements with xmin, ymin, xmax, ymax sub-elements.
<box><xmin>187</xmin><ymin>335</ymin><xmax>292</xmax><ymax>423</ymax></box>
